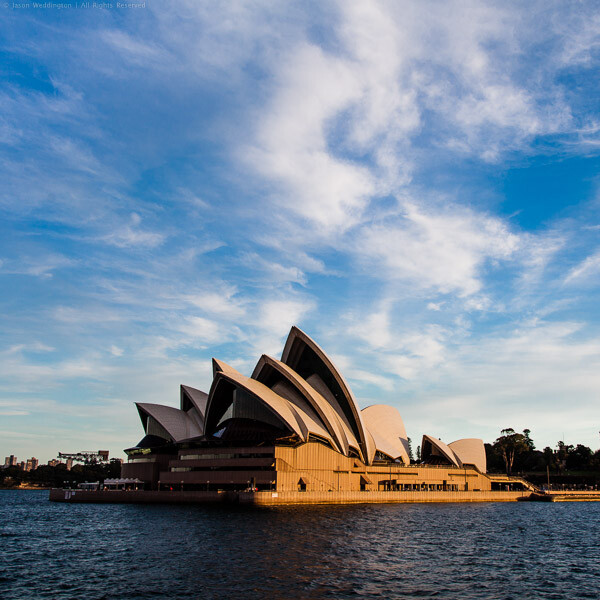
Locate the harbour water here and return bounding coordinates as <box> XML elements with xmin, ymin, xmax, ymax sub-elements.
<box><xmin>1</xmin><ymin>490</ymin><xmax>599</xmax><ymax>599</ymax></box>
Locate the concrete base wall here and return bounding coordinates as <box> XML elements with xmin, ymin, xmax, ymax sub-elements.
<box><xmin>241</xmin><ymin>490</ymin><xmax>529</xmax><ymax>505</ymax></box>
<box><xmin>546</xmin><ymin>491</ymin><xmax>600</xmax><ymax>502</ymax></box>
<box><xmin>49</xmin><ymin>489</ymin><xmax>230</xmax><ymax>504</ymax></box>
<box><xmin>49</xmin><ymin>488</ymin><xmax>529</xmax><ymax>505</ymax></box>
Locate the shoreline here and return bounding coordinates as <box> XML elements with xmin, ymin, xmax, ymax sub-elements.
<box><xmin>1</xmin><ymin>486</ymin><xmax>50</xmax><ymax>491</ymax></box>
<box><xmin>48</xmin><ymin>488</ymin><xmax>600</xmax><ymax>505</ymax></box>
<box><xmin>50</xmin><ymin>488</ymin><xmax>530</xmax><ymax>505</ymax></box>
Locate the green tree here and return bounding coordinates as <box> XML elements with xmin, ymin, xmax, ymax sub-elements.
<box><xmin>494</xmin><ymin>428</ymin><xmax>529</xmax><ymax>475</ymax></box>
<box><xmin>523</xmin><ymin>429</ymin><xmax>535</xmax><ymax>451</ymax></box>
<box><xmin>484</xmin><ymin>442</ymin><xmax>504</xmax><ymax>472</ymax></box>
<box><xmin>591</xmin><ymin>449</ymin><xmax>600</xmax><ymax>471</ymax></box>
<box><xmin>407</xmin><ymin>437</ymin><xmax>414</xmax><ymax>463</ymax></box>
<box><xmin>555</xmin><ymin>441</ymin><xmax>573</xmax><ymax>474</ymax></box>
<box><xmin>566</xmin><ymin>444</ymin><xmax>592</xmax><ymax>471</ymax></box>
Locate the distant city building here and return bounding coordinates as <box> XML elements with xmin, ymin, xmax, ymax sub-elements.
<box><xmin>3</xmin><ymin>456</ymin><xmax>39</xmax><ymax>470</ymax></box>
<box><xmin>47</xmin><ymin>459</ymin><xmax>61</xmax><ymax>467</ymax></box>
<box><xmin>66</xmin><ymin>458</ymin><xmax>73</xmax><ymax>471</ymax></box>
<box><xmin>23</xmin><ymin>458</ymin><xmax>39</xmax><ymax>472</ymax></box>
<box><xmin>98</xmin><ymin>450</ymin><xmax>109</xmax><ymax>461</ymax></box>
<box><xmin>4</xmin><ymin>455</ymin><xmax>18</xmax><ymax>467</ymax></box>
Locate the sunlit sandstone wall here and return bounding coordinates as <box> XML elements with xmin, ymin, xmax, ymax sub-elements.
<box><xmin>245</xmin><ymin>490</ymin><xmax>525</xmax><ymax>505</ymax></box>
<box><xmin>275</xmin><ymin>442</ymin><xmax>492</xmax><ymax>492</ymax></box>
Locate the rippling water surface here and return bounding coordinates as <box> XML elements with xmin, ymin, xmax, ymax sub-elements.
<box><xmin>1</xmin><ymin>490</ymin><xmax>600</xmax><ymax>599</ymax></box>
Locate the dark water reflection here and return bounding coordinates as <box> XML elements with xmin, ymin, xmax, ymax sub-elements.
<box><xmin>1</xmin><ymin>491</ymin><xmax>599</xmax><ymax>599</ymax></box>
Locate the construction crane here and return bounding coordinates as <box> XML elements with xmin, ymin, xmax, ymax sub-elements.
<box><xmin>57</xmin><ymin>450</ymin><xmax>109</xmax><ymax>465</ymax></box>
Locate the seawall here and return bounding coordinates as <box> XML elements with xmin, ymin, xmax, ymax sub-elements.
<box><xmin>49</xmin><ymin>488</ymin><xmax>529</xmax><ymax>505</ymax></box>
<box><xmin>242</xmin><ymin>490</ymin><xmax>529</xmax><ymax>505</ymax></box>
<box><xmin>528</xmin><ymin>490</ymin><xmax>600</xmax><ymax>502</ymax></box>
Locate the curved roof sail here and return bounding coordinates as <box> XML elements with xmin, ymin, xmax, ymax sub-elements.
<box><xmin>280</xmin><ymin>326</ymin><xmax>375</xmax><ymax>463</ymax></box>
<box><xmin>212</xmin><ymin>357</ymin><xmax>238</xmax><ymax>378</ymax></box>
<box><xmin>421</xmin><ymin>434</ymin><xmax>462</xmax><ymax>468</ymax></box>
<box><xmin>180</xmin><ymin>385</ymin><xmax>208</xmax><ymax>417</ymax></box>
<box><xmin>204</xmin><ymin>364</ymin><xmax>336</xmax><ymax>448</ymax></box>
<box><xmin>252</xmin><ymin>354</ymin><xmax>358</xmax><ymax>455</ymax></box>
<box><xmin>205</xmin><ymin>371</ymin><xmax>302</xmax><ymax>438</ymax></box>
<box><xmin>180</xmin><ymin>385</ymin><xmax>208</xmax><ymax>433</ymax></box>
<box><xmin>303</xmin><ymin>373</ymin><xmax>362</xmax><ymax>457</ymax></box>
<box><xmin>362</xmin><ymin>405</ymin><xmax>410</xmax><ymax>464</ymax></box>
<box><xmin>449</xmin><ymin>438</ymin><xmax>486</xmax><ymax>473</ymax></box>
<box><xmin>136</xmin><ymin>403</ymin><xmax>202</xmax><ymax>443</ymax></box>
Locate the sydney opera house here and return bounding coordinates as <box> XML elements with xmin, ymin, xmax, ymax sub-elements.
<box><xmin>122</xmin><ymin>326</ymin><xmax>497</xmax><ymax>494</ymax></box>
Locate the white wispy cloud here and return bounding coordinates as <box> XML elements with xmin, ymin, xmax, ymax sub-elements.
<box><xmin>183</xmin><ymin>289</ymin><xmax>246</xmax><ymax>320</ymax></box>
<box><xmin>245</xmin><ymin>43</ymin><xmax>375</xmax><ymax>233</ymax></box>
<box><xmin>98</xmin><ymin>213</ymin><xmax>165</xmax><ymax>248</ymax></box>
<box><xmin>347</xmin><ymin>368</ymin><xmax>395</xmax><ymax>393</ymax></box>
<box><xmin>356</xmin><ymin>201</ymin><xmax>519</xmax><ymax>296</ymax></box>
<box><xmin>109</xmin><ymin>345</ymin><xmax>124</xmax><ymax>357</ymax></box>
<box><xmin>346</xmin><ymin>302</ymin><xmax>394</xmax><ymax>350</ymax></box>
<box><xmin>0</xmin><ymin>254</ymin><xmax>77</xmax><ymax>278</ymax></box>
<box><xmin>424</xmin><ymin>319</ymin><xmax>600</xmax><ymax>432</ymax></box>
<box><xmin>101</xmin><ymin>30</ymin><xmax>167</xmax><ymax>63</ymax></box>
<box><xmin>564</xmin><ymin>249</ymin><xmax>600</xmax><ymax>284</ymax></box>
<box><xmin>4</xmin><ymin>342</ymin><xmax>54</xmax><ymax>355</ymax></box>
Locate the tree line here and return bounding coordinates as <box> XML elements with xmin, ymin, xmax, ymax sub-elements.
<box><xmin>486</xmin><ymin>428</ymin><xmax>600</xmax><ymax>476</ymax></box>
<box><xmin>0</xmin><ymin>460</ymin><xmax>122</xmax><ymax>488</ymax></box>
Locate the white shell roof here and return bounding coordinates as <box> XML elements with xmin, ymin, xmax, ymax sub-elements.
<box><xmin>362</xmin><ymin>404</ymin><xmax>410</xmax><ymax>464</ymax></box>
<box><xmin>281</xmin><ymin>326</ymin><xmax>375</xmax><ymax>464</ymax></box>
<box><xmin>422</xmin><ymin>434</ymin><xmax>462</xmax><ymax>468</ymax></box>
<box><xmin>252</xmin><ymin>354</ymin><xmax>360</xmax><ymax>455</ymax></box>
<box><xmin>180</xmin><ymin>385</ymin><xmax>208</xmax><ymax>419</ymax></box>
<box><xmin>449</xmin><ymin>438</ymin><xmax>486</xmax><ymax>473</ymax></box>
<box><xmin>136</xmin><ymin>402</ymin><xmax>203</xmax><ymax>443</ymax></box>
<box><xmin>212</xmin><ymin>357</ymin><xmax>238</xmax><ymax>378</ymax></box>
<box><xmin>206</xmin><ymin>363</ymin><xmax>335</xmax><ymax>447</ymax></box>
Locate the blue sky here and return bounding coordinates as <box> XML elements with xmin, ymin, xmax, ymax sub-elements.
<box><xmin>2</xmin><ymin>1</ymin><xmax>600</xmax><ymax>463</ymax></box>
